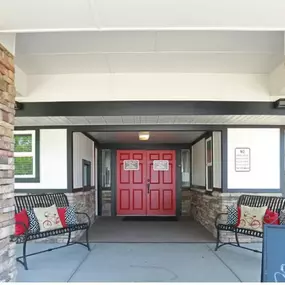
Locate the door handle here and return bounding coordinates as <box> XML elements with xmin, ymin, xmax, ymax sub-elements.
<box><xmin>147</xmin><ymin>179</ymin><xmax>150</xmax><ymax>194</ymax></box>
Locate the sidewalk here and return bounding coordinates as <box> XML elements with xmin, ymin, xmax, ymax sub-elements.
<box><xmin>17</xmin><ymin>243</ymin><xmax>262</xmax><ymax>282</ymax></box>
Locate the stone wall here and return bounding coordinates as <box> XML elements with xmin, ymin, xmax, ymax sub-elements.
<box><xmin>0</xmin><ymin>43</ymin><xmax>16</xmax><ymax>281</ymax></box>
<box><xmin>15</xmin><ymin>190</ymin><xmax>96</xmax><ymax>243</ymax></box>
<box><xmin>190</xmin><ymin>189</ymin><xmax>282</xmax><ymax>243</ymax></box>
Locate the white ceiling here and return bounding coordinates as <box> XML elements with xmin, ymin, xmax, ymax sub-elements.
<box><xmin>15</xmin><ymin>31</ymin><xmax>284</xmax><ymax>74</ymax></box>
<box><xmin>2</xmin><ymin>0</ymin><xmax>285</xmax><ymax>32</ymax></box>
<box><xmin>14</xmin><ymin>115</ymin><xmax>285</xmax><ymax>126</ymax></box>
<box><xmin>88</xmin><ymin>131</ymin><xmax>205</xmax><ymax>144</ymax></box>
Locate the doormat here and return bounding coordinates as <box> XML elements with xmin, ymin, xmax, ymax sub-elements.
<box><xmin>122</xmin><ymin>216</ymin><xmax>178</xmax><ymax>221</ymax></box>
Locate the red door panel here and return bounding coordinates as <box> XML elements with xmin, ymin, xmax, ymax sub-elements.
<box><xmin>146</xmin><ymin>150</ymin><xmax>176</xmax><ymax>216</ymax></box>
<box><xmin>116</xmin><ymin>150</ymin><xmax>147</xmax><ymax>215</ymax></box>
<box><xmin>116</xmin><ymin>150</ymin><xmax>176</xmax><ymax>216</ymax></box>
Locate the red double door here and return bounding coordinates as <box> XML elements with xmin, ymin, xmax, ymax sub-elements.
<box><xmin>116</xmin><ymin>150</ymin><xmax>176</xmax><ymax>216</ymax></box>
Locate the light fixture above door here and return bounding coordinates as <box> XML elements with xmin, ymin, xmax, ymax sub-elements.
<box><xmin>139</xmin><ymin>132</ymin><xmax>150</xmax><ymax>141</ymax></box>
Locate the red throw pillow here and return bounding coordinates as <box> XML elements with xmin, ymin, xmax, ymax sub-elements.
<box><xmin>264</xmin><ymin>209</ymin><xmax>279</xmax><ymax>225</ymax></box>
<box><xmin>15</xmin><ymin>210</ymin><xmax>29</xmax><ymax>235</ymax></box>
<box><xmin>57</xmin><ymin>207</ymin><xmax>67</xmax><ymax>227</ymax></box>
<box><xmin>236</xmin><ymin>206</ymin><xmax>241</xmax><ymax>226</ymax></box>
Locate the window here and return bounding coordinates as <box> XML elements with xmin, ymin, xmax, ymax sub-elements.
<box><xmin>14</xmin><ymin>130</ymin><xmax>37</xmax><ymax>180</ymax></box>
<box><xmin>181</xmin><ymin>149</ymin><xmax>190</xmax><ymax>187</ymax></box>
<box><xmin>101</xmin><ymin>149</ymin><xmax>111</xmax><ymax>188</ymax></box>
<box><xmin>82</xmin><ymin>159</ymin><xmax>91</xmax><ymax>190</ymax></box>
<box><xmin>205</xmin><ymin>137</ymin><xmax>213</xmax><ymax>191</ymax></box>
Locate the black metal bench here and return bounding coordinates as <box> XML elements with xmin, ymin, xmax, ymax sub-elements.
<box><xmin>215</xmin><ymin>194</ymin><xmax>285</xmax><ymax>253</ymax></box>
<box><xmin>12</xmin><ymin>193</ymin><xmax>91</xmax><ymax>270</ymax></box>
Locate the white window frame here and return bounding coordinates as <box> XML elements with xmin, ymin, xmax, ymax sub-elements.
<box><xmin>14</xmin><ymin>130</ymin><xmax>36</xmax><ymax>179</ymax></box>
<box><xmin>205</xmin><ymin>137</ymin><xmax>213</xmax><ymax>191</ymax></box>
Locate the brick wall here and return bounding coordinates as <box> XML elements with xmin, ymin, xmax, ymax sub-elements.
<box><xmin>0</xmin><ymin>43</ymin><xmax>16</xmax><ymax>282</ymax></box>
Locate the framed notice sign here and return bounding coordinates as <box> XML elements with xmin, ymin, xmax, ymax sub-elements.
<box><xmin>235</xmin><ymin>147</ymin><xmax>251</xmax><ymax>172</ymax></box>
<box><xmin>123</xmin><ymin>160</ymin><xmax>139</xmax><ymax>171</ymax></box>
<box><xmin>153</xmin><ymin>160</ymin><xmax>169</xmax><ymax>171</ymax></box>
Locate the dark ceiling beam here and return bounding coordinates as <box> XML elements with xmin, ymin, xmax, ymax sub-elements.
<box><xmin>14</xmin><ymin>124</ymin><xmax>283</xmax><ymax>132</ymax></box>
<box><xmin>15</xmin><ymin>100</ymin><xmax>285</xmax><ymax>117</ymax></box>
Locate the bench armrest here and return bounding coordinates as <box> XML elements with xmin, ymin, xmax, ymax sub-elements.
<box><xmin>75</xmin><ymin>212</ymin><xmax>91</xmax><ymax>227</ymax></box>
<box><xmin>215</xmin><ymin>212</ymin><xmax>228</xmax><ymax>228</ymax></box>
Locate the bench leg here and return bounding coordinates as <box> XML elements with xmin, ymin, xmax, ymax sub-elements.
<box><xmin>16</xmin><ymin>238</ymin><xmax>28</xmax><ymax>270</ymax></box>
<box><xmin>86</xmin><ymin>228</ymin><xmax>91</xmax><ymax>251</ymax></box>
<box><xmin>235</xmin><ymin>232</ymin><xmax>240</xmax><ymax>247</ymax></box>
<box><xmin>66</xmin><ymin>230</ymin><xmax>71</xmax><ymax>246</ymax></box>
<box><xmin>215</xmin><ymin>229</ymin><xmax>220</xmax><ymax>251</ymax></box>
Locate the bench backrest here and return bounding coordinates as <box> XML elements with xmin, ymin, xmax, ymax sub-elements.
<box><xmin>15</xmin><ymin>193</ymin><xmax>69</xmax><ymax>213</ymax></box>
<box><xmin>237</xmin><ymin>195</ymin><xmax>285</xmax><ymax>212</ymax></box>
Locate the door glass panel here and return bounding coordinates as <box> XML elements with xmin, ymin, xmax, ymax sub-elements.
<box><xmin>83</xmin><ymin>164</ymin><xmax>88</xmax><ymax>186</ymax></box>
<box><xmin>181</xmin><ymin>149</ymin><xmax>190</xmax><ymax>187</ymax></box>
<box><xmin>102</xmin><ymin>149</ymin><xmax>111</xmax><ymax>188</ymax></box>
<box><xmin>207</xmin><ymin>165</ymin><xmax>213</xmax><ymax>190</ymax></box>
<box><xmin>82</xmin><ymin>160</ymin><xmax>91</xmax><ymax>189</ymax></box>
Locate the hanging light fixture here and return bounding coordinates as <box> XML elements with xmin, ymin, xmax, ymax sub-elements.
<box><xmin>139</xmin><ymin>131</ymin><xmax>150</xmax><ymax>141</ymax></box>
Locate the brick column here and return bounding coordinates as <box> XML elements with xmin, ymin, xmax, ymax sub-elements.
<box><xmin>0</xmin><ymin>43</ymin><xmax>16</xmax><ymax>281</ymax></box>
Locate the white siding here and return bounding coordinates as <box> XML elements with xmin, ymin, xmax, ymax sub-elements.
<box><xmin>192</xmin><ymin>138</ymin><xmax>205</xmax><ymax>187</ymax></box>
<box><xmin>21</xmin><ymin>73</ymin><xmax>269</xmax><ymax>102</ymax></box>
<box><xmin>73</xmin><ymin>132</ymin><xmax>95</xmax><ymax>189</ymax></box>
<box><xmin>15</xmin><ymin>129</ymin><xmax>67</xmax><ymax>189</ymax></box>
<box><xmin>227</xmin><ymin>128</ymin><xmax>280</xmax><ymax>189</ymax></box>
<box><xmin>213</xmin><ymin>131</ymin><xmax>222</xmax><ymax>189</ymax></box>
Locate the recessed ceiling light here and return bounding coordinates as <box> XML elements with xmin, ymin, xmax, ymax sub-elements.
<box><xmin>139</xmin><ymin>132</ymin><xmax>150</xmax><ymax>141</ymax></box>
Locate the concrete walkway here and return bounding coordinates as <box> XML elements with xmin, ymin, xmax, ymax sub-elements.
<box><xmin>84</xmin><ymin>217</ymin><xmax>215</xmax><ymax>243</ymax></box>
<box><xmin>16</xmin><ymin>243</ymin><xmax>262</xmax><ymax>282</ymax></box>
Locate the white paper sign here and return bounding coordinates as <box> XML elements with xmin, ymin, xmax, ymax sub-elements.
<box><xmin>235</xmin><ymin>148</ymin><xmax>251</xmax><ymax>172</ymax></box>
<box><xmin>124</xmin><ymin>160</ymin><xmax>139</xmax><ymax>170</ymax></box>
<box><xmin>153</xmin><ymin>160</ymin><xmax>169</xmax><ymax>171</ymax></box>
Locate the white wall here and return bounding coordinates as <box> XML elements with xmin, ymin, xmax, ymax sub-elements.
<box><xmin>0</xmin><ymin>33</ymin><xmax>16</xmax><ymax>55</ymax></box>
<box><xmin>213</xmin><ymin>131</ymin><xmax>222</xmax><ymax>189</ymax></box>
<box><xmin>15</xmin><ymin>65</ymin><xmax>28</xmax><ymax>97</ymax></box>
<box><xmin>227</xmin><ymin>128</ymin><xmax>280</xmax><ymax>189</ymax></box>
<box><xmin>192</xmin><ymin>138</ymin><xmax>206</xmax><ymax>187</ymax></box>
<box><xmin>15</xmin><ymin>129</ymin><xmax>67</xmax><ymax>189</ymax></box>
<box><xmin>73</xmin><ymin>132</ymin><xmax>95</xmax><ymax>189</ymax></box>
<box><xmin>19</xmin><ymin>73</ymin><xmax>270</xmax><ymax>102</ymax></box>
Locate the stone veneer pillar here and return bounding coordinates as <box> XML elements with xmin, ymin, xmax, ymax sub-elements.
<box><xmin>0</xmin><ymin>43</ymin><xmax>16</xmax><ymax>281</ymax></box>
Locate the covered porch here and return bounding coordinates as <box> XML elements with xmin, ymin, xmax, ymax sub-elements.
<box><xmin>81</xmin><ymin>216</ymin><xmax>215</xmax><ymax>243</ymax></box>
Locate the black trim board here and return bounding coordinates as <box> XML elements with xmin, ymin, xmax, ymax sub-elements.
<box><xmin>100</xmin><ymin>143</ymin><xmax>191</xmax><ymax>150</ymax></box>
<box><xmin>16</xmin><ymin>101</ymin><xmax>285</xmax><ymax>117</ymax></box>
<box><xmin>15</xmin><ymin>129</ymin><xmax>40</xmax><ymax>183</ymax></box>
<box><xmin>15</xmin><ymin>189</ymin><xmax>68</xmax><ymax>194</ymax></box>
<box><xmin>280</xmin><ymin>129</ymin><xmax>285</xmax><ymax>196</ymax></box>
<box><xmin>67</xmin><ymin>129</ymin><xmax>73</xmax><ymax>192</ymax></box>
<box><xmin>221</xmin><ymin>128</ymin><xmax>228</xmax><ymax>192</ymax></box>
<box><xmin>15</xmin><ymin>125</ymin><xmax>285</xmax><ymax>132</ymax></box>
<box><xmin>82</xmin><ymin>159</ymin><xmax>91</xmax><ymax>191</ymax></box>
